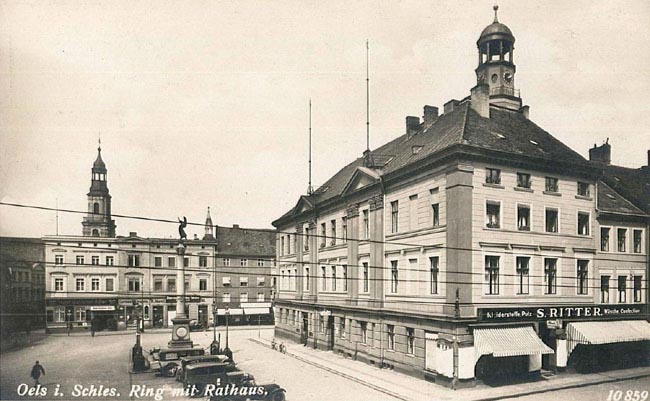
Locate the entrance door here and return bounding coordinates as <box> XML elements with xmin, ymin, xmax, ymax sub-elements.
<box><xmin>302</xmin><ymin>312</ymin><xmax>309</xmax><ymax>345</ymax></box>
<box><xmin>153</xmin><ymin>306</ymin><xmax>164</xmax><ymax>327</ymax></box>
<box><xmin>327</xmin><ymin>316</ymin><xmax>334</xmax><ymax>350</ymax></box>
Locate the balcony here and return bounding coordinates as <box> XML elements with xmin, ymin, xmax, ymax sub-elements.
<box><xmin>490</xmin><ymin>86</ymin><xmax>520</xmax><ymax>98</ymax></box>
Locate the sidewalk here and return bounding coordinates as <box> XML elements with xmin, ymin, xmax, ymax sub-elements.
<box><xmin>251</xmin><ymin>337</ymin><xmax>650</xmax><ymax>401</ymax></box>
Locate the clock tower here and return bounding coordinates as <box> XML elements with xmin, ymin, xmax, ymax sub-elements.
<box><xmin>475</xmin><ymin>6</ymin><xmax>522</xmax><ymax>111</ymax></box>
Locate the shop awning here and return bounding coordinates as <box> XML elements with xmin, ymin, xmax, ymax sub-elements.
<box><xmin>567</xmin><ymin>320</ymin><xmax>650</xmax><ymax>355</ymax></box>
<box><xmin>474</xmin><ymin>326</ymin><xmax>553</xmax><ymax>361</ymax></box>
<box><xmin>217</xmin><ymin>308</ymin><xmax>244</xmax><ymax>316</ymax></box>
<box><xmin>243</xmin><ymin>307</ymin><xmax>270</xmax><ymax>315</ymax></box>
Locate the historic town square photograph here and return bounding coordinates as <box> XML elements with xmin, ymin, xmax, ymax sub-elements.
<box><xmin>1</xmin><ymin>1</ymin><xmax>649</xmax><ymax>400</ymax></box>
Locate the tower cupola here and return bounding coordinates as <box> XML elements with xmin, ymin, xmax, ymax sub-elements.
<box><xmin>82</xmin><ymin>140</ymin><xmax>116</xmax><ymax>237</ymax></box>
<box><xmin>475</xmin><ymin>5</ymin><xmax>522</xmax><ymax>111</ymax></box>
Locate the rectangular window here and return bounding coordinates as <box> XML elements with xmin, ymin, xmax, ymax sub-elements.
<box><xmin>342</xmin><ymin>265</ymin><xmax>348</xmax><ymax>291</ymax></box>
<box><xmin>54</xmin><ymin>306</ymin><xmax>65</xmax><ymax>322</ymax></box>
<box><xmin>320</xmin><ymin>223</ymin><xmax>326</xmax><ymax>248</ymax></box>
<box><xmin>54</xmin><ymin>255</ymin><xmax>64</xmax><ymax>265</ymax></box>
<box><xmin>517</xmin><ymin>172</ymin><xmax>531</xmax><ymax>189</ymax></box>
<box><xmin>362</xmin><ymin>209</ymin><xmax>369</xmax><ymax>239</ymax></box>
<box><xmin>257</xmin><ymin>276</ymin><xmax>265</xmax><ymax>286</ymax></box>
<box><xmin>633</xmin><ymin>230</ymin><xmax>642</xmax><ymax>253</ymax></box>
<box><xmin>545</xmin><ymin>176</ymin><xmax>559</xmax><ymax>192</ymax></box>
<box><xmin>391</xmin><ymin>201</ymin><xmax>399</xmax><ymax>233</ymax></box>
<box><xmin>183</xmin><ymin>257</ymin><xmax>189</xmax><ymax>268</ymax></box>
<box><xmin>223</xmin><ymin>258</ymin><xmax>230</xmax><ymax>267</ymax></box>
<box><xmin>409</xmin><ymin>194</ymin><xmax>418</xmax><ymax>230</ymax></box>
<box><xmin>76</xmin><ymin>278</ymin><xmax>85</xmax><ymax>291</ymax></box>
<box><xmin>240</xmin><ymin>277</ymin><xmax>248</xmax><ymax>287</ymax></box>
<box><xmin>429</xmin><ymin>257</ymin><xmax>439</xmax><ymax>294</ymax></box>
<box><xmin>257</xmin><ymin>259</ymin><xmax>264</xmax><ymax>267</ymax></box>
<box><xmin>154</xmin><ymin>256</ymin><xmax>162</xmax><ymax>267</ymax></box>
<box><xmin>91</xmin><ymin>256</ymin><xmax>100</xmax><ymax>265</ymax></box>
<box><xmin>577</xmin><ymin>260</ymin><xmax>589</xmax><ymax>295</ymax></box>
<box><xmin>199</xmin><ymin>279</ymin><xmax>207</xmax><ymax>291</ymax></box>
<box><xmin>105</xmin><ymin>277</ymin><xmax>114</xmax><ymax>292</ymax></box>
<box><xmin>91</xmin><ymin>278</ymin><xmax>100</xmax><ymax>291</ymax></box>
<box><xmin>76</xmin><ymin>307</ymin><xmax>86</xmax><ymax>322</ymax></box>
<box><xmin>321</xmin><ymin>266</ymin><xmax>326</xmax><ymax>291</ymax></box>
<box><xmin>128</xmin><ymin>255</ymin><xmax>139</xmax><ymax>267</ymax></box>
<box><xmin>432</xmin><ymin>203</ymin><xmax>440</xmax><ymax>227</ymax></box>
<box><xmin>257</xmin><ymin>292</ymin><xmax>265</xmax><ymax>302</ymax></box>
<box><xmin>407</xmin><ymin>328</ymin><xmax>415</xmax><ymax>354</ymax></box>
<box><xmin>362</xmin><ymin>262</ymin><xmax>369</xmax><ymax>292</ymax></box>
<box><xmin>390</xmin><ymin>260</ymin><xmax>398</xmax><ymax>293</ymax></box>
<box><xmin>168</xmin><ymin>257</ymin><xmax>175</xmax><ymax>268</ymax></box>
<box><xmin>601</xmin><ymin>275</ymin><xmax>610</xmax><ymax>303</ymax></box>
<box><xmin>330</xmin><ymin>220</ymin><xmax>337</xmax><ymax>246</ymax></box>
<box><xmin>55</xmin><ymin>278</ymin><xmax>64</xmax><ymax>292</ymax></box>
<box><xmin>128</xmin><ymin>277</ymin><xmax>140</xmax><ymax>292</ymax></box>
<box><xmin>485</xmin><ymin>256</ymin><xmax>499</xmax><ymax>295</ymax></box>
<box><xmin>634</xmin><ymin>276</ymin><xmax>642</xmax><ymax>302</ymax></box>
<box><xmin>240</xmin><ymin>259</ymin><xmax>248</xmax><ymax>267</ymax></box>
<box><xmin>516</xmin><ymin>257</ymin><xmax>530</xmax><ymax>295</ymax></box>
<box><xmin>199</xmin><ymin>256</ymin><xmax>208</xmax><ymax>267</ymax></box>
<box><xmin>76</xmin><ymin>255</ymin><xmax>84</xmax><ymax>265</ymax></box>
<box><xmin>304</xmin><ymin>268</ymin><xmax>310</xmax><ymax>290</ymax></box>
<box><xmin>331</xmin><ymin>266</ymin><xmax>337</xmax><ymax>291</ymax></box>
<box><xmin>360</xmin><ymin>321</ymin><xmax>367</xmax><ymax>344</ymax></box>
<box><xmin>222</xmin><ymin>293</ymin><xmax>230</xmax><ymax>303</ymax></box>
<box><xmin>545</xmin><ymin>208</ymin><xmax>559</xmax><ymax>233</ymax></box>
<box><xmin>618</xmin><ymin>276</ymin><xmax>627</xmax><ymax>303</ymax></box>
<box><xmin>577</xmin><ymin>212</ymin><xmax>590</xmax><ymax>236</ymax></box>
<box><xmin>618</xmin><ymin>228</ymin><xmax>627</xmax><ymax>252</ymax></box>
<box><xmin>486</xmin><ymin>201</ymin><xmax>500</xmax><ymax>229</ymax></box>
<box><xmin>340</xmin><ymin>319</ymin><xmax>346</xmax><ymax>339</ymax></box>
<box><xmin>517</xmin><ymin>205</ymin><xmax>531</xmax><ymax>231</ymax></box>
<box><xmin>577</xmin><ymin>181</ymin><xmax>590</xmax><ymax>197</ymax></box>
<box><xmin>601</xmin><ymin>228</ymin><xmax>610</xmax><ymax>252</ymax></box>
<box><xmin>154</xmin><ymin>277</ymin><xmax>163</xmax><ymax>292</ymax></box>
<box><xmin>168</xmin><ymin>277</ymin><xmax>176</xmax><ymax>292</ymax></box>
<box><xmin>240</xmin><ymin>292</ymin><xmax>248</xmax><ymax>303</ymax></box>
<box><xmin>544</xmin><ymin>258</ymin><xmax>557</xmax><ymax>294</ymax></box>
<box><xmin>486</xmin><ymin>168</ymin><xmax>501</xmax><ymax>184</ymax></box>
<box><xmin>387</xmin><ymin>325</ymin><xmax>395</xmax><ymax>350</ymax></box>
<box><xmin>342</xmin><ymin>217</ymin><xmax>347</xmax><ymax>242</ymax></box>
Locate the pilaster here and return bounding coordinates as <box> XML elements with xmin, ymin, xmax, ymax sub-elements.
<box><xmin>346</xmin><ymin>204</ymin><xmax>360</xmax><ymax>300</ymax></box>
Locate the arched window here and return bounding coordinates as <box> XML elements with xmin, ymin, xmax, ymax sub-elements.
<box><xmin>91</xmin><ymin>229</ymin><xmax>100</xmax><ymax>237</ymax></box>
<box><xmin>93</xmin><ymin>203</ymin><xmax>100</xmax><ymax>214</ymax></box>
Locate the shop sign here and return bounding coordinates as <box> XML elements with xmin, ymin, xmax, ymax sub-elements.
<box><xmin>150</xmin><ymin>297</ymin><xmax>166</xmax><ymax>304</ymax></box>
<box><xmin>90</xmin><ymin>306</ymin><xmax>115</xmax><ymax>311</ymax></box>
<box><xmin>166</xmin><ymin>296</ymin><xmax>177</xmax><ymax>303</ymax></box>
<box><xmin>47</xmin><ymin>298</ymin><xmax>116</xmax><ymax>306</ymax></box>
<box><xmin>546</xmin><ymin>319</ymin><xmax>562</xmax><ymax>329</ymax></box>
<box><xmin>478</xmin><ymin>304</ymin><xmax>648</xmax><ymax>323</ymax></box>
<box><xmin>118</xmin><ymin>300</ymin><xmax>134</xmax><ymax>306</ymax></box>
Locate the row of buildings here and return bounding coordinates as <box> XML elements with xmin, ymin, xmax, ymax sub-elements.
<box><xmin>2</xmin><ymin>143</ymin><xmax>277</xmax><ymax>333</ymax></box>
<box><xmin>272</xmin><ymin>7</ymin><xmax>650</xmax><ymax>387</ymax></box>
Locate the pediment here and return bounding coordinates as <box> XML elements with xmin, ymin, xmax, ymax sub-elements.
<box><xmin>342</xmin><ymin>167</ymin><xmax>380</xmax><ymax>195</ymax></box>
<box><xmin>293</xmin><ymin>196</ymin><xmax>315</xmax><ymax>215</ymax></box>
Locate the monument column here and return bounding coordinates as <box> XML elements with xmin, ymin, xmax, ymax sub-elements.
<box><xmin>168</xmin><ymin>240</ymin><xmax>193</xmax><ymax>348</ymax></box>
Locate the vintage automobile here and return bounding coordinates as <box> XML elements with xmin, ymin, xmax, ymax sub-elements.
<box><xmin>208</xmin><ymin>372</ymin><xmax>286</xmax><ymax>401</ymax></box>
<box><xmin>148</xmin><ymin>346</ymin><xmax>205</xmax><ymax>377</ymax></box>
<box><xmin>183</xmin><ymin>362</ymin><xmax>240</xmax><ymax>395</ymax></box>
<box><xmin>176</xmin><ymin>354</ymin><xmax>232</xmax><ymax>382</ymax></box>
<box><xmin>189</xmin><ymin>319</ymin><xmax>205</xmax><ymax>332</ymax></box>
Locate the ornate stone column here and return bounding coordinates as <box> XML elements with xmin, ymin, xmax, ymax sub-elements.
<box><xmin>168</xmin><ymin>242</ymin><xmax>193</xmax><ymax>348</ymax></box>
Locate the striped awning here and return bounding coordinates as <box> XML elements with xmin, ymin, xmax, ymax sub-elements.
<box><xmin>567</xmin><ymin>320</ymin><xmax>650</xmax><ymax>355</ymax></box>
<box><xmin>474</xmin><ymin>326</ymin><xmax>553</xmax><ymax>361</ymax></box>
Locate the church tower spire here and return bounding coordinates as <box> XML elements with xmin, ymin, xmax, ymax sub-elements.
<box><xmin>203</xmin><ymin>207</ymin><xmax>215</xmax><ymax>240</ymax></box>
<box><xmin>82</xmin><ymin>139</ymin><xmax>116</xmax><ymax>237</ymax></box>
<box><xmin>475</xmin><ymin>5</ymin><xmax>522</xmax><ymax>111</ymax></box>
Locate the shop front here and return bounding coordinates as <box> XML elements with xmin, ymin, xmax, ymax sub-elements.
<box><xmin>46</xmin><ymin>297</ymin><xmax>118</xmax><ymax>330</ymax></box>
<box><xmin>477</xmin><ymin>304</ymin><xmax>650</xmax><ymax>379</ymax></box>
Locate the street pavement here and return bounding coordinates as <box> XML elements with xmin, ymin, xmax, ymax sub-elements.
<box><xmin>1</xmin><ymin>327</ymin><xmax>648</xmax><ymax>401</ymax></box>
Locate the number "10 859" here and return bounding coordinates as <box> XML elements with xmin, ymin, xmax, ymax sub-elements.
<box><xmin>607</xmin><ymin>390</ymin><xmax>649</xmax><ymax>401</ymax></box>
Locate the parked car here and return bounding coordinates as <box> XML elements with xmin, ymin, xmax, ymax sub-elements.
<box><xmin>149</xmin><ymin>347</ymin><xmax>205</xmax><ymax>377</ymax></box>
<box><xmin>183</xmin><ymin>362</ymin><xmax>240</xmax><ymax>394</ymax></box>
<box><xmin>208</xmin><ymin>372</ymin><xmax>286</xmax><ymax>401</ymax></box>
<box><xmin>189</xmin><ymin>320</ymin><xmax>205</xmax><ymax>331</ymax></box>
<box><xmin>176</xmin><ymin>354</ymin><xmax>232</xmax><ymax>382</ymax></box>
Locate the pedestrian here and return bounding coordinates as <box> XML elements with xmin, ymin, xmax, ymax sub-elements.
<box><xmin>67</xmin><ymin>322</ymin><xmax>71</xmax><ymax>336</ymax></box>
<box><xmin>30</xmin><ymin>361</ymin><xmax>45</xmax><ymax>386</ymax></box>
<box><xmin>91</xmin><ymin>322</ymin><xmax>95</xmax><ymax>337</ymax></box>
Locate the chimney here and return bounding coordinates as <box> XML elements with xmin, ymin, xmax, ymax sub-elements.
<box><xmin>423</xmin><ymin>105</ymin><xmax>439</xmax><ymax>125</ymax></box>
<box><xmin>233</xmin><ymin>224</ymin><xmax>240</xmax><ymax>229</ymax></box>
<box><xmin>129</xmin><ymin>232</ymin><xmax>137</xmax><ymax>237</ymax></box>
<box><xmin>520</xmin><ymin>105</ymin><xmax>530</xmax><ymax>120</ymax></box>
<box><xmin>406</xmin><ymin>116</ymin><xmax>420</xmax><ymax>138</ymax></box>
<box><xmin>443</xmin><ymin>99</ymin><xmax>460</xmax><ymax>114</ymax></box>
<box><xmin>589</xmin><ymin>139</ymin><xmax>611</xmax><ymax>165</ymax></box>
<box><xmin>470</xmin><ymin>84</ymin><xmax>490</xmax><ymax>118</ymax></box>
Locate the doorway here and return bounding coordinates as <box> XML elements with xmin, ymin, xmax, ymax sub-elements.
<box><xmin>327</xmin><ymin>316</ymin><xmax>334</xmax><ymax>350</ymax></box>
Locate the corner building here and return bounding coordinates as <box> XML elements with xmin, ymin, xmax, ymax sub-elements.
<box><xmin>272</xmin><ymin>8</ymin><xmax>650</xmax><ymax>387</ymax></box>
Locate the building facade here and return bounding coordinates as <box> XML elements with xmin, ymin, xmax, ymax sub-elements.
<box><xmin>43</xmin><ymin>146</ymin><xmax>276</xmax><ymax>331</ymax></box>
<box><xmin>272</xmin><ymin>8</ymin><xmax>650</xmax><ymax>387</ymax></box>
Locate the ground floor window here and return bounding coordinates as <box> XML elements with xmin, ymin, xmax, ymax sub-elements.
<box><xmin>75</xmin><ymin>307</ymin><xmax>86</xmax><ymax>322</ymax></box>
<box><xmin>387</xmin><ymin>324</ymin><xmax>395</xmax><ymax>350</ymax></box>
<box><xmin>633</xmin><ymin>276</ymin><xmax>642</xmax><ymax>302</ymax></box>
<box><xmin>601</xmin><ymin>275</ymin><xmax>610</xmax><ymax>303</ymax></box>
<box><xmin>54</xmin><ymin>307</ymin><xmax>65</xmax><ymax>322</ymax></box>
<box><xmin>618</xmin><ymin>276</ymin><xmax>627</xmax><ymax>303</ymax></box>
<box><xmin>360</xmin><ymin>321</ymin><xmax>367</xmax><ymax>344</ymax></box>
<box><xmin>407</xmin><ymin>327</ymin><xmax>415</xmax><ymax>354</ymax></box>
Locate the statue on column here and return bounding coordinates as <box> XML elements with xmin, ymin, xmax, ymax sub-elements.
<box><xmin>178</xmin><ymin>216</ymin><xmax>188</xmax><ymax>241</ymax></box>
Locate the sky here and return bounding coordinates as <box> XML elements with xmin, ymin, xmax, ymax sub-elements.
<box><xmin>1</xmin><ymin>0</ymin><xmax>649</xmax><ymax>239</ymax></box>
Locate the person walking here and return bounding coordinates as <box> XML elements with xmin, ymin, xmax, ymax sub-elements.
<box><xmin>30</xmin><ymin>361</ymin><xmax>45</xmax><ymax>386</ymax></box>
<box><xmin>67</xmin><ymin>322</ymin><xmax>72</xmax><ymax>336</ymax></box>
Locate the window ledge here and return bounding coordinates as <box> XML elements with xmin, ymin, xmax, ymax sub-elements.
<box><xmin>575</xmin><ymin>195</ymin><xmax>593</xmax><ymax>201</ymax></box>
<box><xmin>483</xmin><ymin>183</ymin><xmax>505</xmax><ymax>189</ymax></box>
<box><xmin>514</xmin><ymin>187</ymin><xmax>533</xmax><ymax>193</ymax></box>
<box><xmin>543</xmin><ymin>191</ymin><xmax>562</xmax><ymax>197</ymax></box>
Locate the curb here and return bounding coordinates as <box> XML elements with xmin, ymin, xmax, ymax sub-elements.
<box><xmin>473</xmin><ymin>371</ymin><xmax>650</xmax><ymax>401</ymax></box>
<box><xmin>250</xmin><ymin>338</ymin><xmax>410</xmax><ymax>401</ymax></box>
